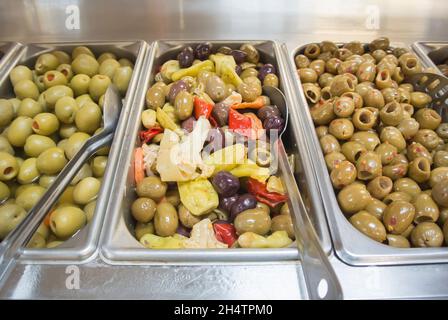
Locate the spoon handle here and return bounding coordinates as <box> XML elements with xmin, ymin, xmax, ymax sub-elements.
<box><xmin>0</xmin><ymin>132</ymin><xmax>113</xmax><ymax>287</ymax></box>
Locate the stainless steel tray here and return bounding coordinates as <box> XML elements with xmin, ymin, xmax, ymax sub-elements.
<box><xmin>0</xmin><ymin>41</ymin><xmax>148</xmax><ymax>263</ymax></box>
<box><xmin>412</xmin><ymin>41</ymin><xmax>448</xmax><ymax>76</ymax></box>
<box><xmin>100</xmin><ymin>40</ymin><xmax>332</xmax><ymax>263</ymax></box>
<box><xmin>0</xmin><ymin>42</ymin><xmax>23</xmax><ymax>74</ymax></box>
<box><xmin>287</xmin><ymin>42</ymin><xmax>448</xmax><ymax>266</ymax></box>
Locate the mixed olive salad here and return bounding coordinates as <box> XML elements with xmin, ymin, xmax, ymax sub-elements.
<box><xmin>296</xmin><ymin>37</ymin><xmax>448</xmax><ymax>248</ymax></box>
<box><xmin>0</xmin><ymin>46</ymin><xmax>133</xmax><ymax>248</ymax></box>
<box><xmin>133</xmin><ymin>42</ymin><xmax>294</xmax><ymax>249</ymax></box>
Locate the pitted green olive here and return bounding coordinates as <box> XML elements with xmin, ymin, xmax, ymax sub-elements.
<box><xmin>337</xmin><ymin>183</ymin><xmax>371</xmax><ymax>215</ymax></box>
<box><xmin>413</xmin><ymin>193</ymin><xmax>439</xmax><ymax>224</ymax></box>
<box><xmin>349</xmin><ymin>210</ymin><xmax>386</xmax><ymax>243</ymax></box>
<box><xmin>350</xmin><ymin>131</ymin><xmax>381</xmax><ymax>151</ymax></box>
<box><xmin>324</xmin><ymin>152</ymin><xmax>346</xmax><ymax>171</ymax></box>
<box><xmin>319</xmin><ymin>134</ymin><xmax>340</xmax><ymax>155</ymax></box>
<box><xmin>356</xmin><ymin>151</ymin><xmax>382</xmax><ymax>180</ymax></box>
<box><xmin>154</xmin><ymin>201</ymin><xmax>178</xmax><ymax>237</ymax></box>
<box><xmin>365</xmin><ymin>198</ymin><xmax>387</xmax><ymax>220</ymax></box>
<box><xmin>393</xmin><ymin>178</ymin><xmax>421</xmax><ymax>199</ymax></box>
<box><xmin>410</xmin><ymin>222</ymin><xmax>443</xmax><ymax>247</ymax></box>
<box><xmin>330</xmin><ymin>160</ymin><xmax>357</xmax><ymax>189</ymax></box>
<box><xmin>386</xmin><ymin>234</ymin><xmax>410</xmax><ymax>248</ymax></box>
<box><xmin>383</xmin><ymin>200</ymin><xmax>415</xmax><ymax>234</ymax></box>
<box><xmin>367</xmin><ymin>176</ymin><xmax>393</xmax><ymax>200</ymax></box>
<box><xmin>341</xmin><ymin>141</ymin><xmax>366</xmax><ymax>163</ymax></box>
<box><xmin>234</xmin><ymin>208</ymin><xmax>271</xmax><ymax>236</ymax></box>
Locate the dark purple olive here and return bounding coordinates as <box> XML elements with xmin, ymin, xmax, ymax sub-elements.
<box><xmin>206</xmin><ymin>128</ymin><xmax>226</xmax><ymax>153</ymax></box>
<box><xmin>194</xmin><ymin>42</ymin><xmax>213</xmax><ymax>60</ymax></box>
<box><xmin>212</xmin><ymin>171</ymin><xmax>240</xmax><ymax>197</ymax></box>
<box><xmin>181</xmin><ymin>116</ymin><xmax>196</xmax><ymax>133</ymax></box>
<box><xmin>258</xmin><ymin>63</ymin><xmax>276</xmax><ymax>81</ymax></box>
<box><xmin>230</xmin><ymin>50</ymin><xmax>247</xmax><ymax>64</ymax></box>
<box><xmin>177</xmin><ymin>46</ymin><xmax>194</xmax><ymax>68</ymax></box>
<box><xmin>217</xmin><ymin>46</ymin><xmax>233</xmax><ymax>55</ymax></box>
<box><xmin>211</xmin><ymin>102</ymin><xmax>229</xmax><ymax>127</ymax></box>
<box><xmin>230</xmin><ymin>193</ymin><xmax>257</xmax><ymax>221</ymax></box>
<box><xmin>235</xmin><ymin>65</ymin><xmax>242</xmax><ymax>76</ymax></box>
<box><xmin>263</xmin><ymin>116</ymin><xmax>285</xmax><ymax>136</ymax></box>
<box><xmin>168</xmin><ymin>80</ymin><xmax>187</xmax><ymax>104</ymax></box>
<box><xmin>219</xmin><ymin>195</ymin><xmax>239</xmax><ymax>213</ymax></box>
<box><xmin>176</xmin><ymin>224</ymin><xmax>191</xmax><ymax>237</ymax></box>
<box><xmin>257</xmin><ymin>105</ymin><xmax>280</xmax><ymax>121</ymax></box>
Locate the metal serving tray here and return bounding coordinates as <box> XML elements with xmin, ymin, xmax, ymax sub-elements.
<box><xmin>0</xmin><ymin>41</ymin><xmax>148</xmax><ymax>263</ymax></box>
<box><xmin>0</xmin><ymin>42</ymin><xmax>23</xmax><ymax>73</ymax></box>
<box><xmin>288</xmin><ymin>42</ymin><xmax>448</xmax><ymax>266</ymax></box>
<box><xmin>100</xmin><ymin>40</ymin><xmax>332</xmax><ymax>264</ymax></box>
<box><xmin>412</xmin><ymin>41</ymin><xmax>448</xmax><ymax>76</ymax></box>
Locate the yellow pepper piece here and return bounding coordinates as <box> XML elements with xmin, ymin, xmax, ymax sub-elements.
<box><xmin>238</xmin><ymin>231</ymin><xmax>293</xmax><ymax>248</ymax></box>
<box><xmin>171</xmin><ymin>60</ymin><xmax>214</xmax><ymax>82</ymax></box>
<box><xmin>204</xmin><ymin>144</ymin><xmax>246</xmax><ymax>175</ymax></box>
<box><xmin>178</xmin><ymin>179</ymin><xmax>219</xmax><ymax>216</ymax></box>
<box><xmin>266</xmin><ymin>176</ymin><xmax>285</xmax><ymax>194</ymax></box>
<box><xmin>230</xmin><ymin>159</ymin><xmax>270</xmax><ymax>183</ymax></box>
<box><xmin>140</xmin><ymin>233</ymin><xmax>186</xmax><ymax>249</ymax></box>
<box><xmin>156</xmin><ymin>107</ymin><xmax>178</xmax><ymax>131</ymax></box>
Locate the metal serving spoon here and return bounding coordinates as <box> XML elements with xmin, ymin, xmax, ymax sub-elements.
<box><xmin>0</xmin><ymin>85</ymin><xmax>122</xmax><ymax>287</ymax></box>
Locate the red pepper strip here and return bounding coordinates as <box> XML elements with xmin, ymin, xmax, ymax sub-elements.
<box><xmin>213</xmin><ymin>222</ymin><xmax>237</xmax><ymax>247</ymax></box>
<box><xmin>247</xmin><ymin>178</ymin><xmax>288</xmax><ymax>208</ymax></box>
<box><xmin>228</xmin><ymin>108</ymin><xmax>253</xmax><ymax>138</ymax></box>
<box><xmin>245</xmin><ymin>112</ymin><xmax>265</xmax><ymax>140</ymax></box>
<box><xmin>139</xmin><ymin>127</ymin><xmax>163</xmax><ymax>144</ymax></box>
<box><xmin>230</xmin><ymin>96</ymin><xmax>268</xmax><ymax>110</ymax></box>
<box><xmin>194</xmin><ymin>96</ymin><xmax>214</xmax><ymax>119</ymax></box>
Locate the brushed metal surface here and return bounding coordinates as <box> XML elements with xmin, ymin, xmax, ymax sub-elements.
<box><xmin>413</xmin><ymin>41</ymin><xmax>448</xmax><ymax>75</ymax></box>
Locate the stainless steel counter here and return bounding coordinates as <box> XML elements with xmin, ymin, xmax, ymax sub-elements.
<box><xmin>0</xmin><ymin>0</ymin><xmax>448</xmax><ymax>300</ymax></box>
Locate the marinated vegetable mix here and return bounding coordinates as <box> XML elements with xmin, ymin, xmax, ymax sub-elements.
<box><xmin>296</xmin><ymin>37</ymin><xmax>448</xmax><ymax>248</ymax></box>
<box><xmin>134</xmin><ymin>42</ymin><xmax>293</xmax><ymax>249</ymax></box>
<box><xmin>0</xmin><ymin>46</ymin><xmax>134</xmax><ymax>248</ymax></box>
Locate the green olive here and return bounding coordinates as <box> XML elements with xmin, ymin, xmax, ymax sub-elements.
<box><xmin>414</xmin><ymin>108</ymin><xmax>441</xmax><ymax>130</ymax></box>
<box><xmin>35</xmin><ymin>53</ymin><xmax>59</xmax><ymax>75</ymax></box>
<box><xmin>295</xmin><ymin>54</ymin><xmax>310</xmax><ymax>68</ymax></box>
<box><xmin>0</xmin><ymin>99</ymin><xmax>15</xmax><ymax>127</ymax></box>
<box><xmin>89</xmin><ymin>74</ymin><xmax>111</xmax><ymax>102</ymax></box>
<box><xmin>0</xmin><ymin>181</ymin><xmax>10</xmax><ymax>203</ymax></box>
<box><xmin>349</xmin><ymin>210</ymin><xmax>386</xmax><ymax>243</ymax></box>
<box><xmin>146</xmin><ymin>85</ymin><xmax>165</xmax><ymax>110</ymax></box>
<box><xmin>410</xmin><ymin>222</ymin><xmax>444</xmax><ymax>247</ymax></box>
<box><xmin>351</xmin><ymin>108</ymin><xmax>378</xmax><ymax>131</ymax></box>
<box><xmin>408</xmin><ymin>157</ymin><xmax>431</xmax><ymax>183</ymax></box>
<box><xmin>99</xmin><ymin>58</ymin><xmax>121</xmax><ymax>79</ymax></box>
<box><xmin>410</xmin><ymin>92</ymin><xmax>431</xmax><ymax>108</ymax></box>
<box><xmin>32</xmin><ymin>113</ymin><xmax>60</xmax><ymax>136</ymax></box>
<box><xmin>63</xmin><ymin>132</ymin><xmax>90</xmax><ymax>160</ymax></box>
<box><xmin>178</xmin><ymin>204</ymin><xmax>200</xmax><ymax>229</ymax></box>
<box><xmin>234</xmin><ymin>208</ymin><xmax>271</xmax><ymax>236</ymax></box>
<box><xmin>356</xmin><ymin>151</ymin><xmax>382</xmax><ymax>181</ymax></box>
<box><xmin>131</xmin><ymin>197</ymin><xmax>156</xmax><ymax>223</ymax></box>
<box><xmin>350</xmin><ymin>131</ymin><xmax>381</xmax><ymax>151</ymax></box>
<box><xmin>36</xmin><ymin>222</ymin><xmax>50</xmax><ymax>240</ymax></box>
<box><xmin>135</xmin><ymin>221</ymin><xmax>155</xmax><ymax>241</ymax></box>
<box><xmin>367</xmin><ymin>176</ymin><xmax>393</xmax><ymax>200</ymax></box>
<box><xmin>54</xmin><ymin>96</ymin><xmax>79</xmax><ymax>124</ymax></box>
<box><xmin>298</xmin><ymin>68</ymin><xmax>318</xmax><ymax>83</ymax></box>
<box><xmin>174</xmin><ymin>90</ymin><xmax>193</xmax><ymax>120</ymax></box>
<box><xmin>393</xmin><ymin>178</ymin><xmax>421</xmax><ymax>198</ymax></box>
<box><xmin>118</xmin><ymin>58</ymin><xmax>134</xmax><ymax>68</ymax></box>
<box><xmin>383</xmin><ymin>200</ymin><xmax>415</xmax><ymax>234</ymax></box>
<box><xmin>164</xmin><ymin>189</ymin><xmax>180</xmax><ymax>207</ymax></box>
<box><xmin>330</xmin><ymin>160</ymin><xmax>357</xmax><ymax>189</ymax></box>
<box><xmin>329</xmin><ymin>74</ymin><xmax>355</xmax><ymax>96</ymax></box>
<box><xmin>10</xmin><ymin>65</ymin><xmax>33</xmax><ymax>86</ymax></box>
<box><xmin>56</xmin><ymin>63</ymin><xmax>73</xmax><ymax>81</ymax></box>
<box><xmin>434</xmin><ymin>151</ymin><xmax>448</xmax><ymax>168</ymax></box>
<box><xmin>136</xmin><ymin>176</ymin><xmax>167</xmax><ymax>201</ymax></box>
<box><xmin>324</xmin><ymin>152</ymin><xmax>347</xmax><ymax>171</ymax></box>
<box><xmin>84</xmin><ymin>200</ymin><xmax>96</xmax><ymax>223</ymax></box>
<box><xmin>44</xmin><ymin>85</ymin><xmax>74</xmax><ymax>109</ymax></box>
<box><xmin>17</xmin><ymin>157</ymin><xmax>39</xmax><ymax>184</ymax></box>
<box><xmin>386</xmin><ymin>234</ymin><xmax>410</xmax><ymax>248</ymax></box>
<box><xmin>73</xmin><ymin>177</ymin><xmax>100</xmax><ymax>205</ymax></box>
<box><xmin>237</xmin><ymin>76</ymin><xmax>262</xmax><ymax>102</ymax></box>
<box><xmin>319</xmin><ymin>134</ymin><xmax>340</xmax><ymax>155</ymax></box>
<box><xmin>429</xmin><ymin>167</ymin><xmax>448</xmax><ymax>188</ymax></box>
<box><xmin>23</xmin><ymin>134</ymin><xmax>56</xmax><ymax>158</ymax></box>
<box><xmin>337</xmin><ymin>183</ymin><xmax>371</xmax><ymax>215</ymax></box>
<box><xmin>27</xmin><ymin>232</ymin><xmax>46</xmax><ymax>249</ymax></box>
<box><xmin>0</xmin><ymin>136</ymin><xmax>14</xmax><ymax>156</ymax></box>
<box><xmin>50</xmin><ymin>206</ymin><xmax>87</xmax><ymax>239</ymax></box>
<box><xmin>375</xmin><ymin>143</ymin><xmax>397</xmax><ymax>165</ymax></box>
<box><xmin>333</xmin><ymin>96</ymin><xmax>355</xmax><ymax>118</ymax></box>
<box><xmin>75</xmin><ymin>101</ymin><xmax>102</xmax><ymax>134</ymax></box>
<box><xmin>70</xmin><ymin>163</ymin><xmax>92</xmax><ymax>186</ymax></box>
<box><xmin>397</xmin><ymin>118</ymin><xmax>419</xmax><ymax>140</ymax></box>
<box><xmin>365</xmin><ymin>198</ymin><xmax>387</xmax><ymax>220</ymax></box>
<box><xmin>263</xmin><ymin>74</ymin><xmax>279</xmax><ymax>88</ymax></box>
<box><xmin>315</xmin><ymin>126</ymin><xmax>329</xmax><ymax>138</ymax></box>
<box><xmin>16</xmin><ymin>185</ymin><xmax>46</xmax><ymax>211</ymax></box>
<box><xmin>92</xmin><ymin>156</ymin><xmax>107</xmax><ymax>177</ymax></box>
<box><xmin>36</xmin><ymin>147</ymin><xmax>67</xmax><ymax>175</ymax></box>
<box><xmin>407</xmin><ymin>142</ymin><xmax>432</xmax><ymax>164</ymax></box>
<box><xmin>328</xmin><ymin>118</ymin><xmax>354</xmax><ymax>140</ymax></box>
<box><xmin>205</xmin><ymin>75</ymin><xmax>226</xmax><ymax>102</ymax></box>
<box><xmin>43</xmin><ymin>70</ymin><xmax>68</xmax><ymax>89</ymax></box>
<box><xmin>14</xmin><ymin>80</ymin><xmax>39</xmax><ymax>100</ymax></box>
<box><xmin>70</xmin><ymin>74</ymin><xmax>91</xmax><ymax>97</ymax></box>
<box><xmin>112</xmin><ymin>66</ymin><xmax>132</xmax><ymax>95</ymax></box>
<box><xmin>271</xmin><ymin>214</ymin><xmax>294</xmax><ymax>240</ymax></box>
<box><xmin>58</xmin><ymin>185</ymin><xmax>75</xmax><ymax>205</ymax></box>
<box><xmin>341</xmin><ymin>141</ymin><xmax>366</xmax><ymax>163</ymax></box>
<box><xmin>0</xmin><ymin>203</ymin><xmax>26</xmax><ymax>239</ymax></box>
<box><xmin>0</xmin><ymin>151</ymin><xmax>19</xmax><ymax>181</ymax></box>
<box><xmin>413</xmin><ymin>193</ymin><xmax>439</xmax><ymax>224</ymax></box>
<box><xmin>71</xmin><ymin>53</ymin><xmax>99</xmax><ymax>77</ymax></box>
<box><xmin>154</xmin><ymin>202</ymin><xmax>178</xmax><ymax>237</ymax></box>
<box><xmin>39</xmin><ymin>174</ymin><xmax>57</xmax><ymax>188</ymax></box>
<box><xmin>17</xmin><ymin>98</ymin><xmax>43</xmax><ymax>118</ymax></box>
<box><xmin>380</xmin><ymin>126</ymin><xmax>406</xmax><ymax>152</ymax></box>
<box><xmin>310</xmin><ymin>100</ymin><xmax>335</xmax><ymax>125</ymax></box>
